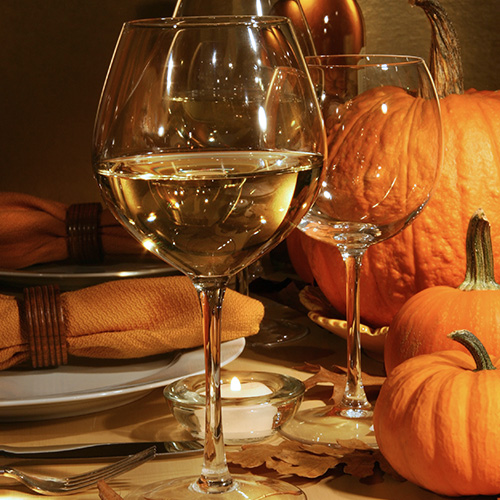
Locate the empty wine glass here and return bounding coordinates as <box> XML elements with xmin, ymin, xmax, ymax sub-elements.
<box><xmin>92</xmin><ymin>16</ymin><xmax>325</xmax><ymax>499</ymax></box>
<box><xmin>281</xmin><ymin>55</ymin><xmax>442</xmax><ymax>447</ymax></box>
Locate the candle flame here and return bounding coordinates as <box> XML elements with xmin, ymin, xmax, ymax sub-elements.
<box><xmin>230</xmin><ymin>376</ymin><xmax>242</xmax><ymax>392</ymax></box>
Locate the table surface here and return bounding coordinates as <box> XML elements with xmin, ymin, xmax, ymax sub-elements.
<box><xmin>0</xmin><ymin>299</ymin><xmax>449</xmax><ymax>500</ymax></box>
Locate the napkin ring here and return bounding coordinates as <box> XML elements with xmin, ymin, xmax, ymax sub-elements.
<box><xmin>20</xmin><ymin>285</ymin><xmax>68</xmax><ymax>369</ymax></box>
<box><xmin>66</xmin><ymin>202</ymin><xmax>103</xmax><ymax>264</ymax></box>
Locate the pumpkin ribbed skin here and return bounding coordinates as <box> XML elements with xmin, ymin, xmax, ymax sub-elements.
<box><xmin>384</xmin><ymin>286</ymin><xmax>500</xmax><ymax>374</ymax></box>
<box><xmin>287</xmin><ymin>1</ymin><xmax>500</xmax><ymax>328</ymax></box>
<box><xmin>385</xmin><ymin>209</ymin><xmax>500</xmax><ymax>373</ymax></box>
<box><xmin>317</xmin><ymin>85</ymin><xmax>439</xmax><ymax>224</ymax></box>
<box><xmin>374</xmin><ymin>347</ymin><xmax>500</xmax><ymax>496</ymax></box>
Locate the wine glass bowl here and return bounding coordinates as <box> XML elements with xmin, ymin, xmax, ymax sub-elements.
<box><xmin>173</xmin><ymin>0</ymin><xmax>316</xmax><ymax>56</ymax></box>
<box><xmin>172</xmin><ymin>0</ymin><xmax>319</xmax><ymax>348</ymax></box>
<box><xmin>304</xmin><ymin>55</ymin><xmax>441</xmax><ymax>247</ymax></box>
<box><xmin>281</xmin><ymin>54</ymin><xmax>442</xmax><ymax>446</ymax></box>
<box><xmin>92</xmin><ymin>16</ymin><xmax>325</xmax><ymax>499</ymax></box>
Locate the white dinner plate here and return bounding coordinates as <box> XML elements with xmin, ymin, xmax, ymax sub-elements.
<box><xmin>0</xmin><ymin>259</ymin><xmax>179</xmax><ymax>290</ymax></box>
<box><xmin>0</xmin><ymin>338</ymin><xmax>245</xmax><ymax>421</ymax></box>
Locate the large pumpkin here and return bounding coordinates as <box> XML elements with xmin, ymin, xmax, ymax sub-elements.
<box><xmin>385</xmin><ymin>209</ymin><xmax>500</xmax><ymax>374</ymax></box>
<box><xmin>287</xmin><ymin>0</ymin><xmax>500</xmax><ymax>327</ymax></box>
<box><xmin>374</xmin><ymin>330</ymin><xmax>500</xmax><ymax>496</ymax></box>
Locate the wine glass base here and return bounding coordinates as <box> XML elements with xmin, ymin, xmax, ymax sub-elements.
<box><xmin>280</xmin><ymin>405</ymin><xmax>378</xmax><ymax>448</ymax></box>
<box><xmin>126</xmin><ymin>474</ymin><xmax>306</xmax><ymax>499</ymax></box>
<box><xmin>246</xmin><ymin>319</ymin><xmax>309</xmax><ymax>348</ymax></box>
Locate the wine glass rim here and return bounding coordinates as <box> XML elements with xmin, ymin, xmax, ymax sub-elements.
<box><xmin>305</xmin><ymin>54</ymin><xmax>427</xmax><ymax>68</ymax></box>
<box><xmin>124</xmin><ymin>15</ymin><xmax>292</xmax><ymax>29</ymax></box>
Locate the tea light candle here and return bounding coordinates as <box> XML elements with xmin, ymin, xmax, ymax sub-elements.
<box><xmin>221</xmin><ymin>376</ymin><xmax>273</xmax><ymax>399</ymax></box>
<box><xmin>196</xmin><ymin>376</ymin><xmax>277</xmax><ymax>443</ymax></box>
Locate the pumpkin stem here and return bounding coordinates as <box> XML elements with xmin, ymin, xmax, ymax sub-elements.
<box><xmin>410</xmin><ymin>0</ymin><xmax>464</xmax><ymax>97</ymax></box>
<box><xmin>458</xmin><ymin>209</ymin><xmax>500</xmax><ymax>291</ymax></box>
<box><xmin>448</xmin><ymin>330</ymin><xmax>496</xmax><ymax>371</ymax></box>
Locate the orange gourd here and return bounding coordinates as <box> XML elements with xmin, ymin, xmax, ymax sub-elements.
<box><xmin>374</xmin><ymin>330</ymin><xmax>500</xmax><ymax>496</ymax></box>
<box><xmin>385</xmin><ymin>209</ymin><xmax>500</xmax><ymax>374</ymax></box>
<box><xmin>287</xmin><ymin>0</ymin><xmax>500</xmax><ymax>327</ymax></box>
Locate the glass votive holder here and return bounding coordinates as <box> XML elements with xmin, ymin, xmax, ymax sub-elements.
<box><xmin>164</xmin><ymin>370</ymin><xmax>305</xmax><ymax>445</ymax></box>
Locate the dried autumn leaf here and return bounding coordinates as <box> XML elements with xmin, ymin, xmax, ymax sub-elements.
<box><xmin>341</xmin><ymin>451</ymin><xmax>379</xmax><ymax>478</ymax></box>
<box><xmin>298</xmin><ymin>440</ymin><xmax>381</xmax><ymax>479</ymax></box>
<box><xmin>226</xmin><ymin>444</ymin><xmax>273</xmax><ymax>468</ymax></box>
<box><xmin>298</xmin><ymin>442</ymin><xmax>348</xmax><ymax>457</ymax></box>
<box><xmin>336</xmin><ymin>438</ymin><xmax>373</xmax><ymax>451</ymax></box>
<box><xmin>374</xmin><ymin>451</ymin><xmax>406</xmax><ymax>481</ymax></box>
<box><xmin>271</xmin><ymin>449</ymin><xmax>341</xmax><ymax>478</ymax></box>
<box><xmin>294</xmin><ymin>363</ymin><xmax>345</xmax><ymax>402</ymax></box>
<box><xmin>295</xmin><ymin>363</ymin><xmax>386</xmax><ymax>404</ymax></box>
<box><xmin>227</xmin><ymin>441</ymin><xmax>339</xmax><ymax>478</ymax></box>
<box><xmin>227</xmin><ymin>439</ymin><xmax>394</xmax><ymax>480</ymax></box>
<box><xmin>299</xmin><ymin>365</ymin><xmax>344</xmax><ymax>391</ymax></box>
<box><xmin>97</xmin><ymin>481</ymin><xmax>124</xmax><ymax>500</ymax></box>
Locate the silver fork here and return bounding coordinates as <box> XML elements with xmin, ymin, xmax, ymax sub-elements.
<box><xmin>0</xmin><ymin>445</ymin><xmax>155</xmax><ymax>495</ymax></box>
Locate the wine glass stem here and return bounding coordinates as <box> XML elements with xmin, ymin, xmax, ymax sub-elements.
<box><xmin>192</xmin><ymin>278</ymin><xmax>234</xmax><ymax>494</ymax></box>
<box><xmin>339</xmin><ymin>249</ymin><xmax>372</xmax><ymax>414</ymax></box>
<box><xmin>235</xmin><ymin>268</ymin><xmax>250</xmax><ymax>296</ymax></box>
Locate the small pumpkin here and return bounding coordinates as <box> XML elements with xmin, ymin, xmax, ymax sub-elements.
<box><xmin>374</xmin><ymin>330</ymin><xmax>500</xmax><ymax>496</ymax></box>
<box><xmin>287</xmin><ymin>0</ymin><xmax>500</xmax><ymax>328</ymax></box>
<box><xmin>385</xmin><ymin>209</ymin><xmax>500</xmax><ymax>374</ymax></box>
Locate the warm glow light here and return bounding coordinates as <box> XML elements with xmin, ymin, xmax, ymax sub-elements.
<box><xmin>142</xmin><ymin>239</ymin><xmax>156</xmax><ymax>251</ymax></box>
<box><xmin>247</xmin><ymin>26</ymin><xmax>257</xmax><ymax>52</ymax></box>
<box><xmin>258</xmin><ymin>106</ymin><xmax>267</xmax><ymax>132</ymax></box>
<box><xmin>255</xmin><ymin>0</ymin><xmax>263</xmax><ymax>16</ymax></box>
<box><xmin>230</xmin><ymin>376</ymin><xmax>242</xmax><ymax>392</ymax></box>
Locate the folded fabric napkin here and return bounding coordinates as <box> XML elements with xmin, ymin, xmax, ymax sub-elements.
<box><xmin>0</xmin><ymin>276</ymin><xmax>264</xmax><ymax>370</ymax></box>
<box><xmin>0</xmin><ymin>192</ymin><xmax>145</xmax><ymax>269</ymax></box>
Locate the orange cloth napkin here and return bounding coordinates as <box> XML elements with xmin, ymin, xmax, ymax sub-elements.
<box><xmin>0</xmin><ymin>276</ymin><xmax>264</xmax><ymax>370</ymax></box>
<box><xmin>0</xmin><ymin>192</ymin><xmax>145</xmax><ymax>269</ymax></box>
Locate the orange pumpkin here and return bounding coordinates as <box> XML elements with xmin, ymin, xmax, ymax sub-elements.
<box><xmin>286</xmin><ymin>228</ymin><xmax>314</xmax><ymax>284</ymax></box>
<box><xmin>385</xmin><ymin>209</ymin><xmax>500</xmax><ymax>374</ymax></box>
<box><xmin>287</xmin><ymin>0</ymin><xmax>500</xmax><ymax>327</ymax></box>
<box><xmin>374</xmin><ymin>329</ymin><xmax>500</xmax><ymax>496</ymax></box>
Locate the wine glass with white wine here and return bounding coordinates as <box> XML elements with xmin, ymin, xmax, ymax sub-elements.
<box><xmin>173</xmin><ymin>0</ymin><xmax>317</xmax><ymax>348</ymax></box>
<box><xmin>92</xmin><ymin>16</ymin><xmax>326</xmax><ymax>499</ymax></box>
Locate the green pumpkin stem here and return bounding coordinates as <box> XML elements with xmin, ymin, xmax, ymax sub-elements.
<box><xmin>410</xmin><ymin>0</ymin><xmax>464</xmax><ymax>97</ymax></box>
<box><xmin>448</xmin><ymin>330</ymin><xmax>496</xmax><ymax>371</ymax></box>
<box><xmin>458</xmin><ymin>209</ymin><xmax>500</xmax><ymax>291</ymax></box>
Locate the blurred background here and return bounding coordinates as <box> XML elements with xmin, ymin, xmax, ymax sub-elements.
<box><xmin>2</xmin><ymin>0</ymin><xmax>499</xmax><ymax>204</ymax></box>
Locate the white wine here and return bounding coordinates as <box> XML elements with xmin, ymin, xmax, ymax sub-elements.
<box><xmin>96</xmin><ymin>150</ymin><xmax>322</xmax><ymax>277</ymax></box>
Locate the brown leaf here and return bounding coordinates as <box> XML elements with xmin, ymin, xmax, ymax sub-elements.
<box><xmin>294</xmin><ymin>363</ymin><xmax>345</xmax><ymax>403</ymax></box>
<box><xmin>295</xmin><ymin>363</ymin><xmax>386</xmax><ymax>404</ymax></box>
<box><xmin>341</xmin><ymin>451</ymin><xmax>379</xmax><ymax>478</ymax></box>
<box><xmin>336</xmin><ymin>438</ymin><xmax>374</xmax><ymax>451</ymax></box>
<box><xmin>97</xmin><ymin>481</ymin><xmax>124</xmax><ymax>500</ymax></box>
<box><xmin>374</xmin><ymin>450</ymin><xmax>406</xmax><ymax>481</ymax></box>
<box><xmin>226</xmin><ymin>444</ymin><xmax>275</xmax><ymax>468</ymax></box>
<box><xmin>271</xmin><ymin>449</ymin><xmax>341</xmax><ymax>478</ymax></box>
<box><xmin>297</xmin><ymin>442</ymin><xmax>349</xmax><ymax>457</ymax></box>
<box><xmin>300</xmin><ymin>365</ymin><xmax>344</xmax><ymax>391</ymax></box>
<box><xmin>227</xmin><ymin>439</ymin><xmax>400</xmax><ymax>482</ymax></box>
